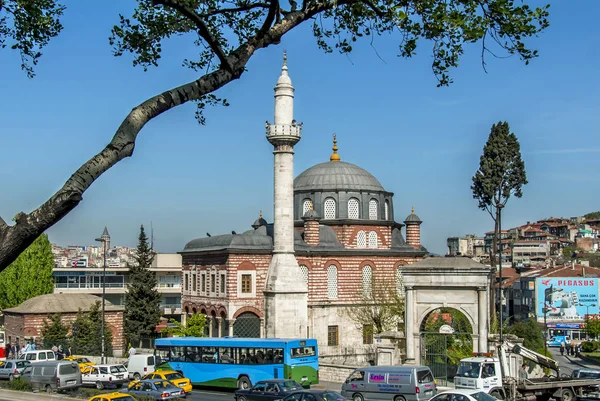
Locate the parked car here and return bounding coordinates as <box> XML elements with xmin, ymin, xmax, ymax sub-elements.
<box><xmin>281</xmin><ymin>390</ymin><xmax>348</xmax><ymax>401</ymax></box>
<box><xmin>63</xmin><ymin>355</ymin><xmax>95</xmax><ymax>371</ymax></box>
<box><xmin>235</xmin><ymin>380</ymin><xmax>305</xmax><ymax>401</ymax></box>
<box><xmin>0</xmin><ymin>359</ymin><xmax>31</xmax><ymax>380</ymax></box>
<box><xmin>124</xmin><ymin>378</ymin><xmax>186</xmax><ymax>400</ymax></box>
<box><xmin>128</xmin><ymin>369</ymin><xmax>192</xmax><ymax>393</ymax></box>
<box><xmin>127</xmin><ymin>354</ymin><xmax>160</xmax><ymax>380</ymax></box>
<box><xmin>429</xmin><ymin>389</ymin><xmax>498</xmax><ymax>401</ymax></box>
<box><xmin>17</xmin><ymin>350</ymin><xmax>56</xmax><ymax>363</ymax></box>
<box><xmin>20</xmin><ymin>360</ymin><xmax>82</xmax><ymax>393</ymax></box>
<box><xmin>546</xmin><ymin>335</ymin><xmax>570</xmax><ymax>348</ymax></box>
<box><xmin>82</xmin><ymin>364</ymin><xmax>130</xmax><ymax>389</ymax></box>
<box><xmin>86</xmin><ymin>392</ymin><xmax>138</xmax><ymax>401</ymax></box>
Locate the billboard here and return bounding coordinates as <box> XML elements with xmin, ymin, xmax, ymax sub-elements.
<box><xmin>537</xmin><ymin>278</ymin><xmax>599</xmax><ymax>322</ymax></box>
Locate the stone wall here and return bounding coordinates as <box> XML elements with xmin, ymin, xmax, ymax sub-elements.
<box><xmin>319</xmin><ymin>363</ymin><xmax>357</xmax><ymax>383</ymax></box>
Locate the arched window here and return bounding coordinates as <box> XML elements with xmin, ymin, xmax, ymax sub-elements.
<box><xmin>362</xmin><ymin>265</ymin><xmax>372</xmax><ymax>298</ymax></box>
<box><xmin>327</xmin><ymin>265</ymin><xmax>338</xmax><ymax>299</ymax></box>
<box><xmin>368</xmin><ymin>231</ymin><xmax>378</xmax><ymax>249</ymax></box>
<box><xmin>384</xmin><ymin>200</ymin><xmax>390</xmax><ymax>220</ymax></box>
<box><xmin>302</xmin><ymin>199</ymin><xmax>313</xmax><ymax>216</ymax></box>
<box><xmin>369</xmin><ymin>199</ymin><xmax>378</xmax><ymax>220</ymax></box>
<box><xmin>357</xmin><ymin>230</ymin><xmax>367</xmax><ymax>249</ymax></box>
<box><xmin>324</xmin><ymin>198</ymin><xmax>336</xmax><ymax>219</ymax></box>
<box><xmin>348</xmin><ymin>198</ymin><xmax>360</xmax><ymax>219</ymax></box>
<box><xmin>396</xmin><ymin>267</ymin><xmax>405</xmax><ymax>296</ymax></box>
<box><xmin>300</xmin><ymin>265</ymin><xmax>309</xmax><ymax>287</ymax></box>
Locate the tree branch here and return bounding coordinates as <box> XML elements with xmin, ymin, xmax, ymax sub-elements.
<box><xmin>200</xmin><ymin>2</ymin><xmax>270</xmax><ymax>17</ymax></box>
<box><xmin>257</xmin><ymin>0</ymin><xmax>279</xmax><ymax>38</ymax></box>
<box><xmin>152</xmin><ymin>0</ymin><xmax>234</xmax><ymax>73</ymax></box>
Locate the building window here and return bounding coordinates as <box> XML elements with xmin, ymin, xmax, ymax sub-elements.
<box><xmin>220</xmin><ymin>274</ymin><xmax>226</xmax><ymax>294</ymax></box>
<box><xmin>192</xmin><ymin>273</ymin><xmax>197</xmax><ymax>292</ymax></box>
<box><xmin>241</xmin><ymin>274</ymin><xmax>252</xmax><ymax>294</ymax></box>
<box><xmin>363</xmin><ymin>324</ymin><xmax>374</xmax><ymax>344</ymax></box>
<box><xmin>328</xmin><ymin>325</ymin><xmax>339</xmax><ymax>346</ymax></box>
<box><xmin>201</xmin><ymin>273</ymin><xmax>206</xmax><ymax>294</ymax></box>
<box><xmin>368</xmin><ymin>231</ymin><xmax>378</xmax><ymax>249</ymax></box>
<box><xmin>300</xmin><ymin>265</ymin><xmax>309</xmax><ymax>287</ymax></box>
<box><xmin>211</xmin><ymin>274</ymin><xmax>216</xmax><ymax>293</ymax></box>
<box><xmin>369</xmin><ymin>199</ymin><xmax>378</xmax><ymax>220</ymax></box>
<box><xmin>362</xmin><ymin>265</ymin><xmax>372</xmax><ymax>298</ymax></box>
<box><xmin>396</xmin><ymin>267</ymin><xmax>405</xmax><ymax>296</ymax></box>
<box><xmin>348</xmin><ymin>198</ymin><xmax>360</xmax><ymax>219</ymax></box>
<box><xmin>384</xmin><ymin>200</ymin><xmax>390</xmax><ymax>220</ymax></box>
<box><xmin>184</xmin><ymin>273</ymin><xmax>189</xmax><ymax>291</ymax></box>
<box><xmin>357</xmin><ymin>231</ymin><xmax>367</xmax><ymax>249</ymax></box>
<box><xmin>327</xmin><ymin>265</ymin><xmax>338</xmax><ymax>299</ymax></box>
<box><xmin>324</xmin><ymin>198</ymin><xmax>336</xmax><ymax>219</ymax></box>
<box><xmin>302</xmin><ymin>199</ymin><xmax>313</xmax><ymax>215</ymax></box>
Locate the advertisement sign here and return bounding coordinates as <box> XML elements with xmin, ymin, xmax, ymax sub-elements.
<box><xmin>537</xmin><ymin>278</ymin><xmax>599</xmax><ymax>322</ymax></box>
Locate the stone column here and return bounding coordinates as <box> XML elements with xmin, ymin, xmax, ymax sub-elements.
<box><xmin>228</xmin><ymin>319</ymin><xmax>236</xmax><ymax>337</ymax></box>
<box><xmin>478</xmin><ymin>287</ymin><xmax>489</xmax><ymax>353</ymax></box>
<box><xmin>216</xmin><ymin>317</ymin><xmax>222</xmax><ymax>337</ymax></box>
<box><xmin>207</xmin><ymin>317</ymin><xmax>213</xmax><ymax>337</ymax></box>
<box><xmin>260</xmin><ymin>319</ymin><xmax>265</xmax><ymax>338</ymax></box>
<box><xmin>405</xmin><ymin>286</ymin><xmax>415</xmax><ymax>363</ymax></box>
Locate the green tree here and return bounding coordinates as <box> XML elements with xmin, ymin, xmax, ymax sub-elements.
<box><xmin>162</xmin><ymin>313</ymin><xmax>207</xmax><ymax>337</ymax></box>
<box><xmin>40</xmin><ymin>314</ymin><xmax>70</xmax><ymax>349</ymax></box>
<box><xmin>584</xmin><ymin>211</ymin><xmax>600</xmax><ymax>220</ymax></box>
<box><xmin>0</xmin><ymin>234</ymin><xmax>54</xmax><ymax>309</ymax></box>
<box><xmin>424</xmin><ymin>309</ymin><xmax>473</xmax><ymax>365</ymax></box>
<box><xmin>506</xmin><ymin>318</ymin><xmax>545</xmax><ymax>354</ymax></box>
<box><xmin>72</xmin><ymin>301</ymin><xmax>113</xmax><ymax>357</ymax></box>
<box><xmin>471</xmin><ymin>122</ymin><xmax>528</xmax><ymax>268</ymax></box>
<box><xmin>0</xmin><ymin>0</ymin><xmax>550</xmax><ymax>271</ymax></box>
<box><xmin>124</xmin><ymin>225</ymin><xmax>162</xmax><ymax>346</ymax></box>
<box><xmin>585</xmin><ymin>317</ymin><xmax>600</xmax><ymax>340</ymax></box>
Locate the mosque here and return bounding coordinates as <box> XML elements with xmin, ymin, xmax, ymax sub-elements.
<box><xmin>180</xmin><ymin>56</ymin><xmax>426</xmax><ymax>363</ymax></box>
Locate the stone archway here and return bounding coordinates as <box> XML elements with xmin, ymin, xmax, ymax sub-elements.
<box><xmin>402</xmin><ymin>257</ymin><xmax>494</xmax><ymax>365</ymax></box>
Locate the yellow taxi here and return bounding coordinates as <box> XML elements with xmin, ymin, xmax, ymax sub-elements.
<box><xmin>86</xmin><ymin>392</ymin><xmax>138</xmax><ymax>401</ymax></box>
<box><xmin>63</xmin><ymin>356</ymin><xmax>95</xmax><ymax>372</ymax></box>
<box><xmin>128</xmin><ymin>369</ymin><xmax>192</xmax><ymax>393</ymax></box>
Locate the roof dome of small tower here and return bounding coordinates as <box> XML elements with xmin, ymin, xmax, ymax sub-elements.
<box><xmin>252</xmin><ymin>211</ymin><xmax>268</xmax><ymax>229</ymax></box>
<box><xmin>404</xmin><ymin>207</ymin><xmax>422</xmax><ymax>224</ymax></box>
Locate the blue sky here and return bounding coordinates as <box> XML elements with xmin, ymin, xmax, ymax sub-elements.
<box><xmin>1</xmin><ymin>1</ymin><xmax>599</xmax><ymax>256</ymax></box>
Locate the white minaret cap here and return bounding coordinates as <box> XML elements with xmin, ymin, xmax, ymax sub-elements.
<box><xmin>276</xmin><ymin>52</ymin><xmax>293</xmax><ymax>86</ymax></box>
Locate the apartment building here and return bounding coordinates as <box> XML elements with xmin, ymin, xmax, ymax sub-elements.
<box><xmin>52</xmin><ymin>253</ymin><xmax>182</xmax><ymax>321</ymax></box>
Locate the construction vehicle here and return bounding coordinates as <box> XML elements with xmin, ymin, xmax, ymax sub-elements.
<box><xmin>455</xmin><ymin>340</ymin><xmax>599</xmax><ymax>401</ymax></box>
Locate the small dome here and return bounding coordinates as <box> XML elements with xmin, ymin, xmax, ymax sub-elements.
<box><xmin>302</xmin><ymin>209</ymin><xmax>320</xmax><ymax>220</ymax></box>
<box><xmin>3</xmin><ymin>293</ymin><xmax>121</xmax><ymax>314</ymax></box>
<box><xmin>295</xmin><ymin>161</ymin><xmax>385</xmax><ymax>192</ymax></box>
<box><xmin>252</xmin><ymin>211</ymin><xmax>268</xmax><ymax>229</ymax></box>
<box><xmin>404</xmin><ymin>207</ymin><xmax>422</xmax><ymax>224</ymax></box>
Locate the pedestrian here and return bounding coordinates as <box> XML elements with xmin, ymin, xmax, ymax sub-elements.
<box><xmin>566</xmin><ymin>342</ymin><xmax>571</xmax><ymax>356</ymax></box>
<box><xmin>560</xmin><ymin>343</ymin><xmax>565</xmax><ymax>356</ymax></box>
<box><xmin>30</xmin><ymin>341</ymin><xmax>36</xmax><ymax>351</ymax></box>
<box><xmin>51</xmin><ymin>344</ymin><xmax>58</xmax><ymax>353</ymax></box>
<box><xmin>128</xmin><ymin>345</ymin><xmax>136</xmax><ymax>357</ymax></box>
<box><xmin>20</xmin><ymin>343</ymin><xmax>26</xmax><ymax>357</ymax></box>
<box><xmin>519</xmin><ymin>364</ymin><xmax>528</xmax><ymax>382</ymax></box>
<box><xmin>66</xmin><ymin>346</ymin><xmax>73</xmax><ymax>357</ymax></box>
<box><xmin>5</xmin><ymin>342</ymin><xmax>11</xmax><ymax>359</ymax></box>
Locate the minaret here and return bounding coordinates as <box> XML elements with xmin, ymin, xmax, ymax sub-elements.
<box><xmin>101</xmin><ymin>226</ymin><xmax>111</xmax><ymax>251</ymax></box>
<box><xmin>264</xmin><ymin>53</ymin><xmax>308</xmax><ymax>338</ymax></box>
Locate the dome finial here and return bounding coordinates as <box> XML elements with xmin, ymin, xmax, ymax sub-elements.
<box><xmin>260</xmin><ymin>210</ymin><xmax>263</xmax><ymax>219</ymax></box>
<box><xmin>283</xmin><ymin>51</ymin><xmax>287</xmax><ymax>67</ymax></box>
<box><xmin>412</xmin><ymin>205</ymin><xmax>415</xmax><ymax>214</ymax></box>
<box><xmin>330</xmin><ymin>133</ymin><xmax>341</xmax><ymax>162</ymax></box>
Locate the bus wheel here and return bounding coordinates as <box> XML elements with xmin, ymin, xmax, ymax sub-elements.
<box><xmin>353</xmin><ymin>393</ymin><xmax>364</xmax><ymax>401</ymax></box>
<box><xmin>238</xmin><ymin>376</ymin><xmax>251</xmax><ymax>390</ymax></box>
<box><xmin>560</xmin><ymin>389</ymin><xmax>574</xmax><ymax>401</ymax></box>
<box><xmin>490</xmin><ymin>390</ymin><xmax>503</xmax><ymax>400</ymax></box>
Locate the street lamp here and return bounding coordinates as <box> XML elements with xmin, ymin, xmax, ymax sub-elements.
<box><xmin>541</xmin><ymin>302</ymin><xmax>549</xmax><ymax>354</ymax></box>
<box><xmin>94</xmin><ymin>234</ymin><xmax>107</xmax><ymax>364</ymax></box>
<box><xmin>580</xmin><ymin>302</ymin><xmax>597</xmax><ymax>319</ymax></box>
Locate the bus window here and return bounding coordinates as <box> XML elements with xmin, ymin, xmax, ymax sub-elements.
<box><xmin>291</xmin><ymin>346</ymin><xmax>316</xmax><ymax>358</ymax></box>
<box><xmin>219</xmin><ymin>348</ymin><xmax>233</xmax><ymax>363</ymax></box>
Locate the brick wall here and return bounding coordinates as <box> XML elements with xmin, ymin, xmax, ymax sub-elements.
<box><xmin>406</xmin><ymin>224</ymin><xmax>421</xmax><ymax>249</ymax></box>
<box><xmin>303</xmin><ymin>220</ymin><xmax>320</xmax><ymax>246</ymax></box>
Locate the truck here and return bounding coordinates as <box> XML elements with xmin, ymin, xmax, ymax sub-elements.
<box><xmin>454</xmin><ymin>340</ymin><xmax>599</xmax><ymax>401</ymax></box>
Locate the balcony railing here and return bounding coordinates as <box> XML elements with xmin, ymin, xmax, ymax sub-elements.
<box><xmin>55</xmin><ymin>283</ymin><xmax>125</xmax><ymax>289</ymax></box>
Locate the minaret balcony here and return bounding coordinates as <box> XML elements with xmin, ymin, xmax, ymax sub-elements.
<box><xmin>266</xmin><ymin>123</ymin><xmax>302</xmax><ymax>144</ymax></box>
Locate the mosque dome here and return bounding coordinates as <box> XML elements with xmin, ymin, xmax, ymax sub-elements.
<box><xmin>294</xmin><ymin>161</ymin><xmax>385</xmax><ymax>192</ymax></box>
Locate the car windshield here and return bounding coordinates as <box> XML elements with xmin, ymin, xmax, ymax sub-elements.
<box><xmin>470</xmin><ymin>391</ymin><xmax>499</xmax><ymax>401</ymax></box>
<box><xmin>115</xmin><ymin>397</ymin><xmax>137</xmax><ymax>401</ymax></box>
<box><xmin>323</xmin><ymin>392</ymin><xmax>346</xmax><ymax>401</ymax></box>
<box><xmin>577</xmin><ymin>371</ymin><xmax>600</xmax><ymax>379</ymax></box>
<box><xmin>458</xmin><ymin>362</ymin><xmax>481</xmax><ymax>378</ymax></box>
<box><xmin>78</xmin><ymin>357</ymin><xmax>91</xmax><ymax>363</ymax></box>
<box><xmin>165</xmin><ymin>372</ymin><xmax>184</xmax><ymax>380</ymax></box>
<box><xmin>281</xmin><ymin>381</ymin><xmax>302</xmax><ymax>389</ymax></box>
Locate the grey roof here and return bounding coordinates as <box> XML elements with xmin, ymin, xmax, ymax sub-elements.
<box><xmin>102</xmin><ymin>226</ymin><xmax>110</xmax><ymax>236</ymax></box>
<box><xmin>294</xmin><ymin>161</ymin><xmax>385</xmax><ymax>192</ymax></box>
<box><xmin>3</xmin><ymin>293</ymin><xmax>122</xmax><ymax>314</ymax></box>
<box><xmin>252</xmin><ymin>217</ymin><xmax>268</xmax><ymax>229</ymax></box>
<box><xmin>404</xmin><ymin>213</ymin><xmax>422</xmax><ymax>223</ymax></box>
<box><xmin>302</xmin><ymin>209</ymin><xmax>320</xmax><ymax>220</ymax></box>
<box><xmin>407</xmin><ymin>256</ymin><xmax>487</xmax><ymax>269</ymax></box>
<box><xmin>183</xmin><ymin>226</ymin><xmax>273</xmax><ymax>252</ymax></box>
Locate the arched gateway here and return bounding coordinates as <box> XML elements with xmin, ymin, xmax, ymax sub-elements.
<box><xmin>402</xmin><ymin>257</ymin><xmax>494</xmax><ymax>364</ymax></box>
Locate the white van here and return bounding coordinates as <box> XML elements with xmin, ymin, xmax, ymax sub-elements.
<box><xmin>127</xmin><ymin>354</ymin><xmax>160</xmax><ymax>380</ymax></box>
<box><xmin>18</xmin><ymin>350</ymin><xmax>56</xmax><ymax>363</ymax></box>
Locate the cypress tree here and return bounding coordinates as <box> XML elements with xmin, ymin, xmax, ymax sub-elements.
<box><xmin>124</xmin><ymin>225</ymin><xmax>161</xmax><ymax>346</ymax></box>
<box><xmin>40</xmin><ymin>314</ymin><xmax>69</xmax><ymax>349</ymax></box>
<box><xmin>72</xmin><ymin>301</ymin><xmax>113</xmax><ymax>356</ymax></box>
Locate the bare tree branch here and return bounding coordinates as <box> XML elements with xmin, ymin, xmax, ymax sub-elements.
<box><xmin>200</xmin><ymin>2</ymin><xmax>270</xmax><ymax>17</ymax></box>
<box><xmin>257</xmin><ymin>0</ymin><xmax>280</xmax><ymax>38</ymax></box>
<box><xmin>152</xmin><ymin>0</ymin><xmax>234</xmax><ymax>73</ymax></box>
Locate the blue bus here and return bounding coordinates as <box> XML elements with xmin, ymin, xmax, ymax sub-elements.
<box><xmin>154</xmin><ymin>337</ymin><xmax>319</xmax><ymax>389</ymax></box>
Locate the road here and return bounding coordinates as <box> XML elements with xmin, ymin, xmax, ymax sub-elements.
<box><xmin>546</xmin><ymin>346</ymin><xmax>593</xmax><ymax>375</ymax></box>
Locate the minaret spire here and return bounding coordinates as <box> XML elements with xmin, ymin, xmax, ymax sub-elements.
<box><xmin>330</xmin><ymin>134</ymin><xmax>341</xmax><ymax>162</ymax></box>
<box><xmin>264</xmin><ymin>53</ymin><xmax>308</xmax><ymax>339</ymax></box>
